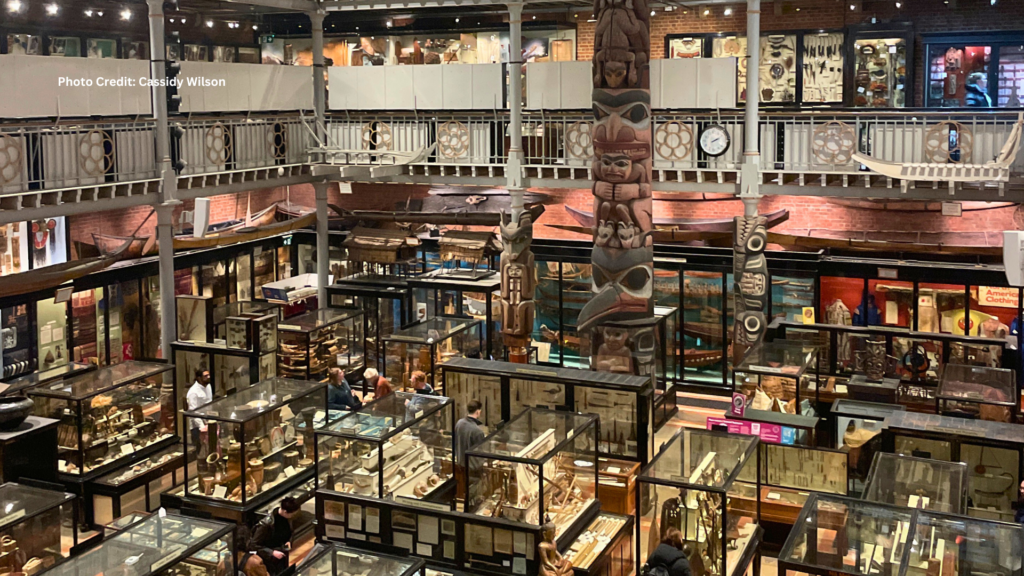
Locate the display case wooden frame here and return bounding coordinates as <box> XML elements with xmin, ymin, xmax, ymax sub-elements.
<box><xmin>277</xmin><ymin>308</ymin><xmax>364</xmax><ymax>384</ymax></box>
<box><xmin>830</xmin><ymin>398</ymin><xmax>904</xmax><ymax>494</ymax></box>
<box><xmin>296</xmin><ymin>543</ymin><xmax>426</xmax><ymax>576</ymax></box>
<box><xmin>176</xmin><ymin>295</ymin><xmax>215</xmax><ymax>343</ymax></box>
<box><xmin>383</xmin><ymin>316</ymin><xmax>482</xmax><ymax>393</ymax></box>
<box><xmin>328</xmin><ymin>276</ymin><xmax>412</xmax><ymax>387</ymax></box>
<box><xmin>0</xmin><ymin>482</ymin><xmax>82</xmax><ymax>568</ymax></box>
<box><xmin>565</xmin><ymin>513</ymin><xmax>634</xmax><ymax>576</ymax></box>
<box><xmin>88</xmin><ymin>443</ymin><xmax>189</xmax><ymax>526</ymax></box>
<box><xmin>743</xmin><ymin>443</ymin><xmax>849</xmax><ymax>528</ymax></box>
<box><xmin>441</xmin><ymin>357</ymin><xmax>655</xmax><ymax>464</ymax></box>
<box><xmin>408</xmin><ymin>271</ymin><xmax>502</xmax><ymax>362</ymax></box>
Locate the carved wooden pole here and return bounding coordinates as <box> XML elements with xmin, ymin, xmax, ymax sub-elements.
<box><xmin>582</xmin><ymin>0</ymin><xmax>655</xmax><ymax>378</ymax></box>
<box><xmin>499</xmin><ymin>213</ymin><xmax>535</xmax><ymax>363</ymax></box>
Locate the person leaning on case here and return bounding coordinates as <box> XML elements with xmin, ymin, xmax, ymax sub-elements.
<box><xmin>642</xmin><ymin>528</ymin><xmax>692</xmax><ymax>576</ymax></box>
<box><xmin>252</xmin><ymin>497</ymin><xmax>300</xmax><ymax>576</ymax></box>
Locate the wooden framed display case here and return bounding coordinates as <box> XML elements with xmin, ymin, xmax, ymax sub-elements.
<box><xmin>88</xmin><ymin>443</ymin><xmax>190</xmax><ymax>526</ymax></box>
<box><xmin>896</xmin><ymin>511</ymin><xmax>1024</xmax><ymax>576</ymax></box>
<box><xmin>653</xmin><ymin>305</ymin><xmax>680</xmax><ymax>429</ymax></box>
<box><xmin>212</xmin><ymin>301</ymin><xmax>279</xmax><ymax>342</ymax></box>
<box><xmin>862</xmin><ymin>453</ymin><xmax>968</xmax><ymax>514</ymax></box>
<box><xmin>636</xmin><ymin>429</ymin><xmax>762</xmax><ymax>576</ymax></box>
<box><xmin>564</xmin><ymin>513</ymin><xmax>634</xmax><ymax>576</ymax></box>
<box><xmin>277</xmin><ymin>308</ymin><xmax>364</xmax><ymax>383</ymax></box>
<box><xmin>744</xmin><ymin>443</ymin><xmax>848</xmax><ymax>529</ymax></box>
<box><xmin>830</xmin><ymin>399</ymin><xmax>904</xmax><ymax>495</ymax></box>
<box><xmin>254</xmin><ymin>476</ymin><xmax>317</xmax><ymax>547</ymax></box>
<box><xmin>597</xmin><ymin>459</ymin><xmax>641</xmax><ymax>516</ymax></box>
<box><xmin>883</xmin><ymin>411</ymin><xmax>1024</xmax><ymax>522</ymax></box>
<box><xmin>43</xmin><ymin>513</ymin><xmax>235</xmax><ymax>576</ymax></box>
<box><xmin>936</xmin><ymin>364</ymin><xmax>1017</xmax><ymax>422</ymax></box>
<box><xmin>328</xmin><ymin>276</ymin><xmax>412</xmax><ymax>381</ymax></box>
<box><xmin>295</xmin><ymin>544</ymin><xmax>426</xmax><ymax>576</ymax></box>
<box><xmin>27</xmin><ymin>361</ymin><xmax>177</xmax><ymax>480</ymax></box>
<box><xmin>440</xmin><ymin>357</ymin><xmax>655</xmax><ymax>464</ymax></box>
<box><xmin>408</xmin><ymin>271</ymin><xmax>502</xmax><ymax>362</ymax></box>
<box><xmin>383</xmin><ymin>317</ymin><xmax>482</xmax><ymax>393</ymax></box>
<box><xmin>176</xmin><ymin>295</ymin><xmax>216</xmax><ymax>344</ymax></box>
<box><xmin>467</xmin><ymin>409</ymin><xmax>600</xmax><ymax>539</ymax></box>
<box><xmin>733</xmin><ymin>340</ymin><xmax>822</xmax><ymax>416</ymax></box>
<box><xmin>180</xmin><ymin>377</ymin><xmax>328</xmax><ymax>522</ymax></box>
<box><xmin>313</xmin><ymin>391</ymin><xmax>455</xmax><ymax>506</ymax></box>
<box><xmin>0</xmin><ymin>482</ymin><xmax>80</xmax><ymax>569</ymax></box>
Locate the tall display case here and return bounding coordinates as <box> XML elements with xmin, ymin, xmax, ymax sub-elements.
<box><xmin>884</xmin><ymin>411</ymin><xmax>1024</xmax><ymax>522</ymax></box>
<box><xmin>296</xmin><ymin>544</ymin><xmax>425</xmax><ymax>576</ymax></box>
<box><xmin>636</xmin><ymin>429</ymin><xmax>762</xmax><ymax>576</ymax></box>
<box><xmin>936</xmin><ymin>364</ymin><xmax>1017</xmax><ymax>422</ymax></box>
<box><xmin>314</xmin><ymin>391</ymin><xmax>454</xmax><ymax>505</ymax></box>
<box><xmin>466</xmin><ymin>409</ymin><xmax>599</xmax><ymax>538</ymax></box>
<box><xmin>181</xmin><ymin>377</ymin><xmax>327</xmax><ymax>521</ymax></box>
<box><xmin>383</xmin><ymin>317</ymin><xmax>482</xmax><ymax>392</ymax></box>
<box><xmin>862</xmin><ymin>453</ymin><xmax>968</xmax><ymax>514</ymax></box>
<box><xmin>28</xmin><ymin>361</ymin><xmax>176</xmax><ymax>478</ymax></box>
<box><xmin>0</xmin><ymin>483</ymin><xmax>78</xmax><ymax>570</ymax></box>
<box><xmin>734</xmin><ymin>340</ymin><xmax>821</xmax><ymax>415</ymax></box>
<box><xmin>441</xmin><ymin>357</ymin><xmax>655</xmax><ymax>464</ymax></box>
<box><xmin>89</xmin><ymin>443</ymin><xmax>189</xmax><ymax>526</ymax></box>
<box><xmin>750</xmin><ymin>443</ymin><xmax>848</xmax><ymax>527</ymax></box>
<box><xmin>830</xmin><ymin>399</ymin><xmax>904</xmax><ymax>494</ymax></box>
<box><xmin>278</xmin><ymin>308</ymin><xmax>364</xmax><ymax>383</ymax></box>
<box><xmin>42</xmin><ymin>513</ymin><xmax>235</xmax><ymax>576</ymax></box>
<box><xmin>328</xmin><ymin>277</ymin><xmax>411</xmax><ymax>376</ymax></box>
<box><xmin>408</xmin><ymin>271</ymin><xmax>502</xmax><ymax>361</ymax></box>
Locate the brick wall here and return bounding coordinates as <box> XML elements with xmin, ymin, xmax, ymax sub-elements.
<box><xmin>578</xmin><ymin>0</ymin><xmax>1024</xmax><ymax>106</ymax></box>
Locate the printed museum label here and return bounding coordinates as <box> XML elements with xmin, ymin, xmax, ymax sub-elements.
<box><xmin>976</xmin><ymin>286</ymin><xmax>1019</xmax><ymax>309</ymax></box>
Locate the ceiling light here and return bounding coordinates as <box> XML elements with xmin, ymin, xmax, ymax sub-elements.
<box><xmin>169</xmin><ymin>17</ymin><xmax>175</xmax><ymax>22</ymax></box>
<box><xmin>703</xmin><ymin>8</ymin><xmax>710</xmax><ymax>15</ymax></box>
<box><xmin>45</xmin><ymin>3</ymin><xmax>58</xmax><ymax>16</ymax></box>
<box><xmin>253</xmin><ymin>24</ymin><xmax>258</xmax><ymax>30</ymax></box>
<box><xmin>85</xmin><ymin>9</ymin><xmax>93</xmax><ymax>16</ymax></box>
<box><xmin>723</xmin><ymin>7</ymin><xmax>732</xmax><ymax>15</ymax></box>
<box><xmin>664</xmin><ymin>5</ymin><xmax>672</xmax><ymax>10</ymax></box>
<box><xmin>532</xmin><ymin>14</ymin><xmax>536</xmax><ymax>19</ymax></box>
<box><xmin>895</xmin><ymin>1</ymin><xmax>901</xmax><ymax>6</ymax></box>
<box><xmin>649</xmin><ymin>9</ymin><xmax>654</xmax><ymax>15</ymax></box>
<box><xmin>6</xmin><ymin>0</ymin><xmax>22</xmax><ymax>13</ymax></box>
<box><xmin>850</xmin><ymin>3</ymin><xmax>856</xmax><ymax>9</ymax></box>
<box><xmin>455</xmin><ymin>17</ymin><xmax>459</xmax><ymax>22</ymax></box>
<box><xmin>120</xmin><ymin>8</ymin><xmax>131</xmax><ymax>20</ymax></box>
<box><xmin>205</xmin><ymin>19</ymin><xmax>213</xmax><ymax>27</ymax></box>
<box><xmin>97</xmin><ymin>10</ymin><xmax>102</xmax><ymax>15</ymax></box>
<box><xmin>992</xmin><ymin>0</ymin><xmax>997</xmax><ymax>4</ymax></box>
<box><xmin>385</xmin><ymin>19</ymin><xmax>392</xmax><ymax>27</ymax></box>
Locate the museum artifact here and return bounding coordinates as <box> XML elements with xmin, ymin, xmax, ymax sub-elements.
<box><xmin>500</xmin><ymin>210</ymin><xmax>537</xmax><ymax>364</ymax></box>
<box><xmin>0</xmin><ymin>396</ymin><xmax>32</xmax><ymax>430</ymax></box>
<box><xmin>732</xmin><ymin>215</ymin><xmax>769</xmax><ymax>361</ymax></box>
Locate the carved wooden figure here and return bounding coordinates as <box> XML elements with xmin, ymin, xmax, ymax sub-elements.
<box><xmin>732</xmin><ymin>215</ymin><xmax>768</xmax><ymax>363</ymax></box>
<box><xmin>500</xmin><ymin>210</ymin><xmax>537</xmax><ymax>363</ymax></box>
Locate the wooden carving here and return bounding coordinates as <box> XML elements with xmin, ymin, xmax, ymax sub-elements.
<box><xmin>500</xmin><ymin>210</ymin><xmax>536</xmax><ymax>363</ymax></box>
<box><xmin>732</xmin><ymin>215</ymin><xmax>768</xmax><ymax>363</ymax></box>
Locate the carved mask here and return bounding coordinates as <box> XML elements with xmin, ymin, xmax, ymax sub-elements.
<box><xmin>593</xmin><ymin>89</ymin><xmax>651</xmax><ymax>161</ymax></box>
<box><xmin>632</xmin><ymin>324</ymin><xmax>656</xmax><ymax>375</ymax></box>
<box><xmin>578</xmin><ymin>245</ymin><xmax>653</xmax><ymax>331</ymax></box>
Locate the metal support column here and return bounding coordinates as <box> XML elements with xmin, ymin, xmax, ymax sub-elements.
<box><xmin>739</xmin><ymin>0</ymin><xmax>762</xmax><ymax>212</ymax></box>
<box><xmin>148</xmin><ymin>0</ymin><xmax>179</xmax><ymax>360</ymax></box>
<box><xmin>315</xmin><ymin>181</ymin><xmax>330</xmax><ymax>308</ymax></box>
<box><xmin>506</xmin><ymin>2</ymin><xmax>525</xmax><ymax>216</ymax></box>
<box><xmin>310</xmin><ymin>10</ymin><xmax>330</xmax><ymax>308</ymax></box>
<box><xmin>310</xmin><ymin>10</ymin><xmax>327</xmax><ymax>154</ymax></box>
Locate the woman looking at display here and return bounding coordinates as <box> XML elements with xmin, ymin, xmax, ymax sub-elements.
<box><xmin>327</xmin><ymin>368</ymin><xmax>362</xmax><ymax>411</ymax></box>
<box><xmin>642</xmin><ymin>528</ymin><xmax>693</xmax><ymax>576</ymax></box>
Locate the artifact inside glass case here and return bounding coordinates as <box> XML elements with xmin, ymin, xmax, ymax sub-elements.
<box><xmin>763</xmin><ymin>444</ymin><xmax>847</xmax><ymax>495</ymax></box>
<box><xmin>639</xmin><ymin>429</ymin><xmax>760</xmax><ymax>576</ymax></box>
<box><xmin>90</xmin><ymin>443</ymin><xmax>187</xmax><ymax>525</ymax></box>
<box><xmin>278</xmin><ymin>309</ymin><xmax>363</xmax><ymax>383</ymax></box>
<box><xmin>735</xmin><ymin>340</ymin><xmax>819</xmax><ymax>416</ymax></box>
<box><xmin>852</xmin><ymin>37</ymin><xmax>908</xmax><ymax>108</ymax></box>
<box><xmin>467</xmin><ymin>409</ymin><xmax>598</xmax><ymax>538</ymax></box>
<box><xmin>177</xmin><ymin>295</ymin><xmax>214</xmax><ymax>343</ymax></box>
<box><xmin>0</xmin><ymin>483</ymin><xmax>76</xmax><ymax>571</ymax></box>
<box><xmin>384</xmin><ymin>317</ymin><xmax>481</xmax><ymax>392</ymax></box>
<box><xmin>901</xmin><ymin>511</ymin><xmax>1024</xmax><ymax>576</ymax></box>
<box><xmin>183</xmin><ymin>378</ymin><xmax>327</xmax><ymax>506</ymax></box>
<box><xmin>682</xmin><ymin>271</ymin><xmax>726</xmax><ymax>386</ymax></box>
<box><xmin>28</xmin><ymin>361</ymin><xmax>176</xmax><ymax>476</ymax></box>
<box><xmin>936</xmin><ymin>364</ymin><xmax>1016</xmax><ymax>422</ymax></box>
<box><xmin>862</xmin><ymin>453</ymin><xmax>967</xmax><ymax>514</ymax></box>
<box><xmin>315</xmin><ymin>391</ymin><xmax>453</xmax><ymax>505</ymax></box>
<box><xmin>831</xmin><ymin>399</ymin><xmax>904</xmax><ymax>493</ymax></box>
<box><xmin>42</xmin><ymin>513</ymin><xmax>234</xmax><ymax>576</ymax></box>
<box><xmin>563</xmin><ymin>513</ymin><xmax>632</xmax><ymax>572</ymax></box>
<box><xmin>296</xmin><ymin>544</ymin><xmax>424</xmax><ymax>576</ymax></box>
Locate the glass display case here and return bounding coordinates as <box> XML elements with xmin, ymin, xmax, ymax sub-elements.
<box><xmin>296</xmin><ymin>544</ymin><xmax>425</xmax><ymax>576</ymax></box>
<box><xmin>383</xmin><ymin>317</ymin><xmax>482</xmax><ymax>393</ymax></box>
<box><xmin>734</xmin><ymin>340</ymin><xmax>820</xmax><ymax>415</ymax></box>
<box><xmin>0</xmin><ymin>483</ymin><xmax>78</xmax><ymax>570</ymax></box>
<box><xmin>862</xmin><ymin>453</ymin><xmax>967</xmax><ymax>514</ymax></box>
<box><xmin>898</xmin><ymin>511</ymin><xmax>1024</xmax><ymax>576</ymax></box>
<box><xmin>851</xmin><ymin>36</ymin><xmax>909</xmax><ymax>108</ymax></box>
<box><xmin>466</xmin><ymin>409</ymin><xmax>598</xmax><ymax>538</ymax></box>
<box><xmin>89</xmin><ymin>443</ymin><xmax>189</xmax><ymax>526</ymax></box>
<box><xmin>936</xmin><ymin>364</ymin><xmax>1017</xmax><ymax>422</ymax></box>
<box><xmin>884</xmin><ymin>411</ymin><xmax>1023</xmax><ymax>522</ymax></box>
<box><xmin>778</xmin><ymin>494</ymin><xmax>914</xmax><ymax>576</ymax></box>
<box><xmin>212</xmin><ymin>301</ymin><xmax>278</xmax><ymax>343</ymax></box>
<box><xmin>564</xmin><ymin>513</ymin><xmax>634</xmax><ymax>576</ymax></box>
<box><xmin>314</xmin><ymin>391</ymin><xmax>454</xmax><ymax>506</ymax></box>
<box><xmin>328</xmin><ymin>277</ymin><xmax>411</xmax><ymax>378</ymax></box>
<box><xmin>2</xmin><ymin>362</ymin><xmax>94</xmax><ymax>397</ymax></box>
<box><xmin>278</xmin><ymin>308</ymin><xmax>364</xmax><ymax>383</ymax></box>
<box><xmin>755</xmin><ymin>444</ymin><xmax>848</xmax><ymax>526</ymax></box>
<box><xmin>637</xmin><ymin>429</ymin><xmax>761</xmax><ymax>576</ymax></box>
<box><xmin>831</xmin><ymin>399</ymin><xmax>904</xmax><ymax>494</ymax></box>
<box><xmin>28</xmin><ymin>361</ymin><xmax>176</xmax><ymax>478</ymax></box>
<box><xmin>42</xmin><ymin>513</ymin><xmax>234</xmax><ymax>576</ymax></box>
<box><xmin>440</xmin><ymin>358</ymin><xmax>655</xmax><ymax>464</ymax></box>
<box><xmin>408</xmin><ymin>272</ymin><xmax>502</xmax><ymax>361</ymax></box>
<box><xmin>182</xmin><ymin>377</ymin><xmax>327</xmax><ymax>511</ymax></box>
<box><xmin>653</xmin><ymin>305</ymin><xmax>679</xmax><ymax>428</ymax></box>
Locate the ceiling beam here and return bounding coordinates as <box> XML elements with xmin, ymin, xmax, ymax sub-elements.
<box><xmin>221</xmin><ymin>0</ymin><xmax>319</xmax><ymax>12</ymax></box>
<box><xmin>320</xmin><ymin>0</ymin><xmax>551</xmax><ymax>10</ymax></box>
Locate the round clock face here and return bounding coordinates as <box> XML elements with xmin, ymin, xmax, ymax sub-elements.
<box><xmin>700</xmin><ymin>125</ymin><xmax>731</xmax><ymax>158</ymax></box>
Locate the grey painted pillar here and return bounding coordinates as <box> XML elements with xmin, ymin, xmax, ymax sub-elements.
<box><xmin>507</xmin><ymin>2</ymin><xmax>525</xmax><ymax>218</ymax></box>
<box><xmin>315</xmin><ymin>182</ymin><xmax>330</xmax><ymax>308</ymax></box>
<box><xmin>740</xmin><ymin>0</ymin><xmax>761</xmax><ymax>216</ymax></box>
<box><xmin>310</xmin><ymin>10</ymin><xmax>327</xmax><ymax>151</ymax></box>
<box><xmin>148</xmin><ymin>0</ymin><xmax>179</xmax><ymax>360</ymax></box>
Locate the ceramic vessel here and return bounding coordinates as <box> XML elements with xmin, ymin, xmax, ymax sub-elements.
<box><xmin>0</xmin><ymin>396</ymin><xmax>33</xmax><ymax>431</ymax></box>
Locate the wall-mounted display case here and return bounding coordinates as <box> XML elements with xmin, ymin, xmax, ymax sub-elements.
<box><xmin>314</xmin><ymin>391</ymin><xmax>454</xmax><ymax>506</ymax></box>
<box><xmin>296</xmin><ymin>544</ymin><xmax>425</xmax><ymax>576</ymax></box>
<box><xmin>383</xmin><ymin>317</ymin><xmax>482</xmax><ymax>393</ymax></box>
<box><xmin>278</xmin><ymin>308</ymin><xmax>364</xmax><ymax>383</ymax></box>
<box><xmin>936</xmin><ymin>364</ymin><xmax>1017</xmax><ymax>422</ymax></box>
<box><xmin>328</xmin><ymin>276</ymin><xmax>411</xmax><ymax>380</ymax></box>
<box><xmin>921</xmin><ymin>32</ymin><xmax>1024</xmax><ymax>108</ymax></box>
<box><xmin>89</xmin><ymin>443</ymin><xmax>189</xmax><ymax>526</ymax></box>
<box><xmin>28</xmin><ymin>361</ymin><xmax>176</xmax><ymax>478</ymax></box>
<box><xmin>637</xmin><ymin>429</ymin><xmax>762</xmax><ymax>576</ymax></box>
<box><xmin>862</xmin><ymin>453</ymin><xmax>968</xmax><ymax>514</ymax></box>
<box><xmin>181</xmin><ymin>377</ymin><xmax>327</xmax><ymax>519</ymax></box>
<box><xmin>884</xmin><ymin>411</ymin><xmax>1023</xmax><ymax>522</ymax></box>
<box><xmin>43</xmin><ymin>513</ymin><xmax>235</xmax><ymax>576</ymax></box>
<box><xmin>467</xmin><ymin>409</ymin><xmax>598</xmax><ymax>538</ymax></box>
<box><xmin>0</xmin><ymin>483</ymin><xmax>78</xmax><ymax>570</ymax></box>
<box><xmin>408</xmin><ymin>271</ymin><xmax>502</xmax><ymax>362</ymax></box>
<box><xmin>440</xmin><ymin>357</ymin><xmax>655</xmax><ymax>464</ymax></box>
<box><xmin>830</xmin><ymin>398</ymin><xmax>904</xmax><ymax>494</ymax></box>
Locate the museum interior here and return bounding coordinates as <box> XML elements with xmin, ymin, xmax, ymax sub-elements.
<box><xmin>4</xmin><ymin>0</ymin><xmax>1024</xmax><ymax>576</ymax></box>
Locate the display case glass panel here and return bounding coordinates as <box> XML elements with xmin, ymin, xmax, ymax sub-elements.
<box><xmin>2</xmin><ymin>304</ymin><xmax>33</xmax><ymax>379</ymax></box>
<box><xmin>296</xmin><ymin>545</ymin><xmax>424</xmax><ymax>576</ymax></box>
<box><xmin>682</xmin><ymin>271</ymin><xmax>726</xmax><ymax>386</ymax></box>
<box><xmin>466</xmin><ymin>409</ymin><xmax>598</xmax><ymax>537</ymax></box>
<box><xmin>667</xmin><ymin>37</ymin><xmax>703</xmax><ymax>58</ymax></box>
<box><xmin>927</xmin><ymin>44</ymin><xmax>992</xmax><ymax>107</ymax></box>
<box><xmin>560</xmin><ymin>263</ymin><xmax>591</xmax><ymax>369</ymax></box>
<box><xmin>832</xmin><ymin>399</ymin><xmax>904</xmax><ymax>494</ymax></box>
<box><xmin>315</xmin><ymin>391</ymin><xmax>453</xmax><ymax>506</ymax></box>
<box><xmin>0</xmin><ymin>483</ymin><xmax>76</xmax><ymax>569</ymax></box>
<box><xmin>998</xmin><ymin>46</ymin><xmax>1024</xmax><ymax>107</ymax></box>
<box><xmin>183</xmin><ymin>378</ymin><xmax>327</xmax><ymax>506</ymax></box>
<box><xmin>759</xmin><ymin>34</ymin><xmax>798</xmax><ymax>103</ymax></box>
<box><xmin>90</xmin><ymin>443</ymin><xmax>188</xmax><ymax>525</ymax></box>
<box><xmin>735</xmin><ymin>340</ymin><xmax>819</xmax><ymax>412</ymax></box>
<box><xmin>937</xmin><ymin>364</ymin><xmax>1016</xmax><ymax>422</ymax></box>
<box><xmin>534</xmin><ymin>260</ymin><xmax>565</xmax><ymax>365</ymax></box>
<box><xmin>862</xmin><ymin>453</ymin><xmax>967</xmax><ymax>514</ymax></box>
<box><xmin>900</xmin><ymin>512</ymin><xmax>1024</xmax><ymax>576</ymax></box>
<box><xmin>763</xmin><ymin>444</ymin><xmax>847</xmax><ymax>495</ymax></box>
<box><xmin>852</xmin><ymin>37</ymin><xmax>908</xmax><ymax>107</ymax></box>
<box><xmin>969</xmin><ymin>284</ymin><xmax>1015</xmax><ymax>364</ymax></box>
<box><xmin>803</xmin><ymin>32</ymin><xmax>845</xmax><ymax>103</ymax></box>
<box><xmin>29</xmin><ymin>361</ymin><xmax>175</xmax><ymax>476</ymax></box>
<box><xmin>278</xmin><ymin>309</ymin><xmax>363</xmax><ymax>383</ymax></box>
<box><xmin>638</xmin><ymin>429</ymin><xmax>760</xmax><ymax>576</ymax></box>
<box><xmin>712</xmin><ymin>36</ymin><xmax>748</xmax><ymax>100</ymax></box>
<box><xmin>917</xmin><ymin>283</ymin><xmax>967</xmax><ymax>334</ymax></box>
<box><xmin>383</xmin><ymin>317</ymin><xmax>481</xmax><ymax>392</ymax></box>
<box><xmin>71</xmin><ymin>289</ymin><xmax>101</xmax><ymax>364</ymax></box>
<box><xmin>444</xmin><ymin>370</ymin><xmax>502</xmax><ymax>429</ymax></box>
<box><xmin>37</xmin><ymin>297</ymin><xmax>69</xmax><ymax>373</ymax></box>
<box><xmin>868</xmin><ymin>280</ymin><xmax>912</xmax><ymax>328</ymax></box>
<box><xmin>772</xmin><ymin>275</ymin><xmax>814</xmax><ymax>324</ymax></box>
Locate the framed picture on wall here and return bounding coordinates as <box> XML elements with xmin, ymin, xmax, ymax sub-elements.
<box><xmin>49</xmin><ymin>37</ymin><xmax>82</xmax><ymax>57</ymax></box>
<box><xmin>212</xmin><ymin>46</ymin><xmax>236</xmax><ymax>63</ymax></box>
<box><xmin>184</xmin><ymin>44</ymin><xmax>208</xmax><ymax>62</ymax></box>
<box><xmin>166</xmin><ymin>44</ymin><xmax>181</xmax><ymax>61</ymax></box>
<box><xmin>7</xmin><ymin>34</ymin><xmax>40</xmax><ymax>55</ymax></box>
<box><xmin>87</xmin><ymin>38</ymin><xmax>117</xmax><ymax>58</ymax></box>
<box><xmin>238</xmin><ymin>47</ymin><xmax>260</xmax><ymax>63</ymax></box>
<box><xmin>121</xmin><ymin>40</ymin><xmax>149</xmax><ymax>60</ymax></box>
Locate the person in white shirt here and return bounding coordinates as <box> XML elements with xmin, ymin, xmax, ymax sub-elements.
<box><xmin>187</xmin><ymin>368</ymin><xmax>213</xmax><ymax>450</ymax></box>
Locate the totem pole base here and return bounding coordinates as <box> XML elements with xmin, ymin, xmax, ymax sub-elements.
<box><xmin>586</xmin><ymin>317</ymin><xmax>658</xmax><ymax>382</ymax></box>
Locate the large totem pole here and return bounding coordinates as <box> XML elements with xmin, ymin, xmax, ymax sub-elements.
<box><xmin>732</xmin><ymin>214</ymin><xmax>768</xmax><ymax>364</ymax></box>
<box><xmin>500</xmin><ymin>211</ymin><xmax>536</xmax><ymax>363</ymax></box>
<box><xmin>581</xmin><ymin>0</ymin><xmax>655</xmax><ymax>376</ymax></box>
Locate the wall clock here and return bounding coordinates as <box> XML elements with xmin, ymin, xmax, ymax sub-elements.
<box><xmin>699</xmin><ymin>124</ymin><xmax>731</xmax><ymax>158</ymax></box>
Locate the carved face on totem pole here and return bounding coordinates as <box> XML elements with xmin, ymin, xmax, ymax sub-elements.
<box><xmin>732</xmin><ymin>215</ymin><xmax>768</xmax><ymax>361</ymax></box>
<box><xmin>500</xmin><ymin>211</ymin><xmax>536</xmax><ymax>348</ymax></box>
<box><xmin>593</xmin><ymin>0</ymin><xmax>651</xmax><ymax>90</ymax></box>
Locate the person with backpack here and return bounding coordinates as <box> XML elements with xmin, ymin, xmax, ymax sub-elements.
<box><xmin>642</xmin><ymin>528</ymin><xmax>692</xmax><ymax>576</ymax></box>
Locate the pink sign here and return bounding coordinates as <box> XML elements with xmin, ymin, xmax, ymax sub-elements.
<box><xmin>706</xmin><ymin>417</ymin><xmax>788</xmax><ymax>444</ymax></box>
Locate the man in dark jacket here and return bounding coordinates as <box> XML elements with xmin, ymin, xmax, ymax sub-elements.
<box><xmin>453</xmin><ymin>400</ymin><xmax>486</xmax><ymax>496</ymax></box>
<box><xmin>644</xmin><ymin>528</ymin><xmax>692</xmax><ymax>576</ymax></box>
<box><xmin>252</xmin><ymin>497</ymin><xmax>300</xmax><ymax>575</ymax></box>
<box><xmin>327</xmin><ymin>368</ymin><xmax>362</xmax><ymax>412</ymax></box>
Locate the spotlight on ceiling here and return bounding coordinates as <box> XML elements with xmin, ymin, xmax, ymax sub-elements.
<box><xmin>45</xmin><ymin>3</ymin><xmax>59</xmax><ymax>16</ymax></box>
<box><xmin>6</xmin><ymin>0</ymin><xmax>22</xmax><ymax>13</ymax></box>
<box><xmin>85</xmin><ymin>8</ymin><xmax>94</xmax><ymax>16</ymax></box>
<box><xmin>724</xmin><ymin>7</ymin><xmax>732</xmax><ymax>15</ymax></box>
<box><xmin>206</xmin><ymin>19</ymin><xmax>214</xmax><ymax>27</ymax></box>
<box><xmin>120</xmin><ymin>8</ymin><xmax>131</xmax><ymax>20</ymax></box>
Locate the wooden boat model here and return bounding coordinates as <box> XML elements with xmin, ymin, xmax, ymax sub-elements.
<box><xmin>176</xmin><ymin>211</ymin><xmax>316</xmax><ymax>251</ymax></box>
<box><xmin>768</xmin><ymin>230</ymin><xmax>1003</xmax><ymax>256</ymax></box>
<box><xmin>565</xmin><ymin>206</ymin><xmax>790</xmax><ymax>232</ymax></box>
<box><xmin>0</xmin><ymin>239</ymin><xmax>132</xmax><ymax>299</ymax></box>
<box><xmin>683</xmin><ymin>322</ymin><xmax>724</xmax><ymax>344</ymax></box>
<box><xmin>852</xmin><ymin>113</ymin><xmax>1023</xmax><ymax>193</ymax></box>
<box><xmin>684</xmin><ymin>349</ymin><xmax>723</xmax><ymax>368</ymax></box>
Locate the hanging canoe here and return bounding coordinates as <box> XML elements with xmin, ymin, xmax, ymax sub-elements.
<box><xmin>0</xmin><ymin>239</ymin><xmax>133</xmax><ymax>299</ymax></box>
<box><xmin>565</xmin><ymin>205</ymin><xmax>790</xmax><ymax>231</ymax></box>
<box><xmin>174</xmin><ymin>212</ymin><xmax>317</xmax><ymax>251</ymax></box>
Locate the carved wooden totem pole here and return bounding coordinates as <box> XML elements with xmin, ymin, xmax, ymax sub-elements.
<box><xmin>582</xmin><ymin>0</ymin><xmax>654</xmax><ymax>376</ymax></box>
<box><xmin>500</xmin><ymin>211</ymin><xmax>536</xmax><ymax>363</ymax></box>
<box><xmin>732</xmin><ymin>215</ymin><xmax>768</xmax><ymax>364</ymax></box>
